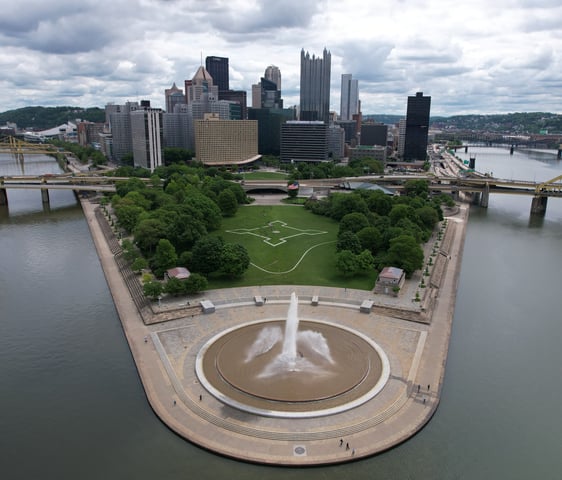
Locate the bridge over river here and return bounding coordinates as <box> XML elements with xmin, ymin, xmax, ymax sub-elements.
<box><xmin>2</xmin><ymin>171</ymin><xmax>562</xmax><ymax>215</ymax></box>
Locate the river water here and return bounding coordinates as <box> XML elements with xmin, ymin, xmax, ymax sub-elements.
<box><xmin>1</xmin><ymin>148</ymin><xmax>561</xmax><ymax>479</ymax></box>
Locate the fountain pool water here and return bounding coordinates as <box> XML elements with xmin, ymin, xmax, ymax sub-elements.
<box><xmin>195</xmin><ymin>293</ymin><xmax>390</xmax><ymax>418</ymax></box>
<box><xmin>244</xmin><ymin>293</ymin><xmax>335</xmax><ymax>378</ymax></box>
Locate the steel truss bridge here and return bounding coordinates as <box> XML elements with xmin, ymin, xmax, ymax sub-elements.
<box><xmin>435</xmin><ymin>131</ymin><xmax>562</xmax><ymax>152</ymax></box>
<box><xmin>0</xmin><ymin>174</ymin><xmax>154</xmax><ymax>206</ymax></box>
<box><xmin>1</xmin><ymin>172</ymin><xmax>561</xmax><ymax>215</ymax></box>
<box><xmin>0</xmin><ymin>136</ymin><xmax>76</xmax><ymax>161</ymax></box>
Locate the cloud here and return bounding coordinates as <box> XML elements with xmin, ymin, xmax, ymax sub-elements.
<box><xmin>210</xmin><ymin>0</ymin><xmax>325</xmax><ymax>34</ymax></box>
<box><xmin>0</xmin><ymin>0</ymin><xmax>561</xmax><ymax>115</ymax></box>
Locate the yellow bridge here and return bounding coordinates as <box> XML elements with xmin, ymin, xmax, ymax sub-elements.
<box><xmin>0</xmin><ymin>136</ymin><xmax>74</xmax><ymax>160</ymax></box>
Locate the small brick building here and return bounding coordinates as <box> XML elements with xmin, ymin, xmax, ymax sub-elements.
<box><xmin>374</xmin><ymin>266</ymin><xmax>405</xmax><ymax>296</ymax></box>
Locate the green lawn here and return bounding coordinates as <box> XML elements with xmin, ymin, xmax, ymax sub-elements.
<box><xmin>208</xmin><ymin>205</ymin><xmax>377</xmax><ymax>290</ymax></box>
<box><xmin>242</xmin><ymin>171</ymin><xmax>289</xmax><ymax>180</ymax></box>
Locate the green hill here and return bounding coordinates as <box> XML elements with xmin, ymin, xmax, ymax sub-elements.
<box><xmin>0</xmin><ymin>106</ymin><xmax>105</xmax><ymax>130</ymax></box>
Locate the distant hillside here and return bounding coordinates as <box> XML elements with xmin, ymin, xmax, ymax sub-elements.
<box><xmin>2</xmin><ymin>106</ymin><xmax>561</xmax><ymax>135</ymax></box>
<box><xmin>430</xmin><ymin>112</ymin><xmax>562</xmax><ymax>134</ymax></box>
<box><xmin>0</xmin><ymin>106</ymin><xmax>105</xmax><ymax>130</ymax></box>
<box><xmin>366</xmin><ymin>112</ymin><xmax>562</xmax><ymax>134</ymax></box>
<box><xmin>363</xmin><ymin>114</ymin><xmax>404</xmax><ymax>125</ymax></box>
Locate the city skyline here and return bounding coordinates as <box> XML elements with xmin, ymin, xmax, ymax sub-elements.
<box><xmin>1</xmin><ymin>0</ymin><xmax>561</xmax><ymax>116</ymax></box>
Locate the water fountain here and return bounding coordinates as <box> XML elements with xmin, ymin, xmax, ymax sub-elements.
<box><xmin>196</xmin><ymin>292</ymin><xmax>390</xmax><ymax>418</ymax></box>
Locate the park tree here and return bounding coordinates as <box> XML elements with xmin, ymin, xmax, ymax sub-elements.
<box><xmin>218</xmin><ymin>188</ymin><xmax>238</xmax><ymax>217</ymax></box>
<box><xmin>163</xmin><ymin>147</ymin><xmax>193</xmax><ymax>165</ymax></box>
<box><xmin>175</xmin><ymin>215</ymin><xmax>207</xmax><ymax>252</ymax></box>
<box><xmin>163</xmin><ymin>276</ymin><xmax>185</xmax><ymax>296</ymax></box>
<box><xmin>119</xmin><ymin>190</ymin><xmax>152</xmax><ymax>210</ymax></box>
<box><xmin>114</xmin><ymin>204</ymin><xmax>145</xmax><ymax>232</ymax></box>
<box><xmin>115</xmin><ymin>177</ymin><xmax>146</xmax><ymax>197</ymax></box>
<box><xmin>184</xmin><ymin>273</ymin><xmax>208</xmax><ymax>294</ymax></box>
<box><xmin>396</xmin><ymin>217</ymin><xmax>425</xmax><ymax>243</ymax></box>
<box><xmin>184</xmin><ymin>191</ymin><xmax>222</xmax><ymax>231</ymax></box>
<box><xmin>404</xmin><ymin>179</ymin><xmax>429</xmax><ymax>198</ymax></box>
<box><xmin>178</xmin><ymin>250</ymin><xmax>192</xmax><ymax>268</ymax></box>
<box><xmin>366</xmin><ymin>191</ymin><xmax>393</xmax><ymax>216</ymax></box>
<box><xmin>329</xmin><ymin>193</ymin><xmax>369</xmax><ymax>221</ymax></box>
<box><xmin>356</xmin><ymin>249</ymin><xmax>375</xmax><ymax>272</ymax></box>
<box><xmin>134</xmin><ymin>218</ymin><xmax>167</xmax><ymax>256</ymax></box>
<box><xmin>190</xmin><ymin>236</ymin><xmax>224</xmax><ymax>275</ymax></box>
<box><xmin>389</xmin><ymin>203</ymin><xmax>415</xmax><ymax>225</ymax></box>
<box><xmin>335</xmin><ymin>250</ymin><xmax>359</xmax><ymax>277</ymax></box>
<box><xmin>131</xmin><ymin>256</ymin><xmax>148</xmax><ymax>273</ymax></box>
<box><xmin>219</xmin><ymin>243</ymin><xmax>250</xmax><ymax>278</ymax></box>
<box><xmin>151</xmin><ymin>239</ymin><xmax>178</xmax><ymax>278</ymax></box>
<box><xmin>339</xmin><ymin>212</ymin><xmax>370</xmax><ymax>235</ymax></box>
<box><xmin>336</xmin><ymin>231</ymin><xmax>363</xmax><ymax>254</ymax></box>
<box><xmin>357</xmin><ymin>226</ymin><xmax>384</xmax><ymax>255</ymax></box>
<box><xmin>415</xmin><ymin>205</ymin><xmax>440</xmax><ymax>231</ymax></box>
<box><xmin>143</xmin><ymin>280</ymin><xmax>163</xmax><ymax>300</ymax></box>
<box><xmin>386</xmin><ymin>234</ymin><xmax>424</xmax><ymax>277</ymax></box>
<box><xmin>228</xmin><ymin>183</ymin><xmax>247</xmax><ymax>204</ymax></box>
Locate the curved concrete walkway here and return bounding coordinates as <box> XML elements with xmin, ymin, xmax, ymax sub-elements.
<box><xmin>82</xmin><ymin>198</ymin><xmax>469</xmax><ymax>465</ymax></box>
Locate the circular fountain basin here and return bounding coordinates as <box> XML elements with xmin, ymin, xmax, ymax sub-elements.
<box><xmin>196</xmin><ymin>319</ymin><xmax>390</xmax><ymax>418</ymax></box>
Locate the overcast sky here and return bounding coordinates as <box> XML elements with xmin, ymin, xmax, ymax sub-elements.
<box><xmin>1</xmin><ymin>0</ymin><xmax>561</xmax><ymax>116</ymax></box>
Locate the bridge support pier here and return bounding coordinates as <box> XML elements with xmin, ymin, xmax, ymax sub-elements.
<box><xmin>530</xmin><ymin>195</ymin><xmax>547</xmax><ymax>215</ymax></box>
<box><xmin>0</xmin><ymin>189</ymin><xmax>7</xmax><ymax>206</ymax></box>
<box><xmin>480</xmin><ymin>184</ymin><xmax>490</xmax><ymax>208</ymax></box>
<box><xmin>41</xmin><ymin>188</ymin><xmax>50</xmax><ymax>205</ymax></box>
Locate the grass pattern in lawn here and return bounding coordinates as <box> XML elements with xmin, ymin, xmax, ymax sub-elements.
<box><xmin>227</xmin><ymin>220</ymin><xmax>327</xmax><ymax>248</ymax></box>
<box><xmin>210</xmin><ymin>206</ymin><xmax>377</xmax><ymax>289</ymax></box>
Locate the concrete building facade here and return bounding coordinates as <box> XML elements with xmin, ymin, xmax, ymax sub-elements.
<box><xmin>195</xmin><ymin>117</ymin><xmax>259</xmax><ymax>166</ymax></box>
<box><xmin>131</xmin><ymin>106</ymin><xmax>163</xmax><ymax>172</ymax></box>
<box><xmin>280</xmin><ymin>121</ymin><xmax>329</xmax><ymax>163</ymax></box>
<box><xmin>107</xmin><ymin>101</ymin><xmax>139</xmax><ymax>163</ymax></box>
<box><xmin>186</xmin><ymin>67</ymin><xmax>219</xmax><ymax>104</ymax></box>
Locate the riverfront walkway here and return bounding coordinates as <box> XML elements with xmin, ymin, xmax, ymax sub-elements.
<box><xmin>82</xmin><ymin>198</ymin><xmax>469</xmax><ymax>465</ymax></box>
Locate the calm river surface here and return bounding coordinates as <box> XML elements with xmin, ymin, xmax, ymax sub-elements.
<box><xmin>1</xmin><ymin>148</ymin><xmax>561</xmax><ymax>479</ymax></box>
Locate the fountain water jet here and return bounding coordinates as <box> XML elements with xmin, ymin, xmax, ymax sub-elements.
<box><xmin>245</xmin><ymin>292</ymin><xmax>334</xmax><ymax>377</ymax></box>
<box><xmin>281</xmin><ymin>292</ymin><xmax>300</xmax><ymax>368</ymax></box>
<box><xmin>196</xmin><ymin>292</ymin><xmax>390</xmax><ymax>418</ymax></box>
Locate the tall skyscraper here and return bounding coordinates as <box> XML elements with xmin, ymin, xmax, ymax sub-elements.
<box><xmin>130</xmin><ymin>101</ymin><xmax>163</xmax><ymax>172</ymax></box>
<box><xmin>186</xmin><ymin>66</ymin><xmax>218</xmax><ymax>104</ymax></box>
<box><xmin>403</xmin><ymin>91</ymin><xmax>431</xmax><ymax>161</ymax></box>
<box><xmin>264</xmin><ymin>65</ymin><xmax>281</xmax><ymax>90</ymax></box>
<box><xmin>299</xmin><ymin>48</ymin><xmax>331</xmax><ymax>123</ymax></box>
<box><xmin>205</xmin><ymin>56</ymin><xmax>229</xmax><ymax>92</ymax></box>
<box><xmin>252</xmin><ymin>77</ymin><xmax>283</xmax><ymax>109</ymax></box>
<box><xmin>165</xmin><ymin>82</ymin><xmax>185</xmax><ymax>113</ymax></box>
<box><xmin>340</xmin><ymin>74</ymin><xmax>359</xmax><ymax>121</ymax></box>
<box><xmin>106</xmin><ymin>101</ymin><xmax>139</xmax><ymax>162</ymax></box>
